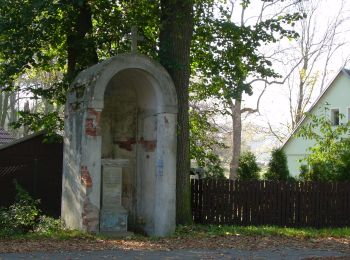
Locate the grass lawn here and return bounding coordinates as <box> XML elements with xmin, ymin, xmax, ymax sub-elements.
<box><xmin>175</xmin><ymin>225</ymin><xmax>350</xmax><ymax>239</ymax></box>
<box><xmin>2</xmin><ymin>224</ymin><xmax>350</xmax><ymax>241</ymax></box>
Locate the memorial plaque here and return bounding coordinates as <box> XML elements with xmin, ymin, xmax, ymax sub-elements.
<box><xmin>102</xmin><ymin>167</ymin><xmax>122</xmax><ymax>207</ymax></box>
<box><xmin>100</xmin><ymin>159</ymin><xmax>129</xmax><ymax>233</ymax></box>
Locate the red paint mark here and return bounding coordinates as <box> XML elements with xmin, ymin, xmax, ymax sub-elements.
<box><xmin>116</xmin><ymin>137</ymin><xmax>157</xmax><ymax>152</ymax></box>
<box><xmin>139</xmin><ymin>137</ymin><xmax>157</xmax><ymax>152</ymax></box>
<box><xmin>116</xmin><ymin>138</ymin><xmax>136</xmax><ymax>151</ymax></box>
<box><xmin>81</xmin><ymin>166</ymin><xmax>93</xmax><ymax>188</ymax></box>
<box><xmin>82</xmin><ymin>197</ymin><xmax>99</xmax><ymax>232</ymax></box>
<box><xmin>85</xmin><ymin>108</ymin><xmax>101</xmax><ymax>136</ymax></box>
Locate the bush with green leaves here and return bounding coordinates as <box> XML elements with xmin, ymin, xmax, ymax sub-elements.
<box><xmin>189</xmin><ymin>108</ymin><xmax>226</xmax><ymax>179</ymax></box>
<box><xmin>237</xmin><ymin>151</ymin><xmax>261</xmax><ymax>180</ymax></box>
<box><xmin>265</xmin><ymin>148</ymin><xmax>290</xmax><ymax>180</ymax></box>
<box><xmin>297</xmin><ymin>110</ymin><xmax>350</xmax><ymax>181</ymax></box>
<box><xmin>0</xmin><ymin>182</ymin><xmax>41</xmax><ymax>236</ymax></box>
<box><xmin>34</xmin><ymin>215</ymin><xmax>65</xmax><ymax>235</ymax></box>
<box><xmin>0</xmin><ymin>182</ymin><xmax>66</xmax><ymax>237</ymax></box>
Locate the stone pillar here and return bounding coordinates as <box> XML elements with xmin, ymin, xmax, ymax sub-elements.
<box><xmin>100</xmin><ymin>159</ymin><xmax>129</xmax><ymax>233</ymax></box>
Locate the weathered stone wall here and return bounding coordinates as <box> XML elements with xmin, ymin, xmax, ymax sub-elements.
<box><xmin>136</xmin><ymin>112</ymin><xmax>157</xmax><ymax>233</ymax></box>
<box><xmin>154</xmin><ymin>113</ymin><xmax>177</xmax><ymax>235</ymax></box>
<box><xmin>62</xmin><ymin>104</ymin><xmax>102</xmax><ymax>232</ymax></box>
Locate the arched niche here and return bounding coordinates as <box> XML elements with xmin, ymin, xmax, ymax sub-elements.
<box><xmin>61</xmin><ymin>54</ymin><xmax>177</xmax><ymax>237</ymax></box>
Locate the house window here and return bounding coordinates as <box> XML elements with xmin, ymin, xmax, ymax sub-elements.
<box><xmin>331</xmin><ymin>108</ymin><xmax>340</xmax><ymax>126</ymax></box>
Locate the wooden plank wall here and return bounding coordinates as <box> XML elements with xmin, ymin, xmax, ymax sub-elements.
<box><xmin>0</xmin><ymin>134</ymin><xmax>63</xmax><ymax>217</ymax></box>
<box><xmin>191</xmin><ymin>179</ymin><xmax>350</xmax><ymax>227</ymax></box>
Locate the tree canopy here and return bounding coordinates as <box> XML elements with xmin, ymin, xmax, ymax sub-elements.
<box><xmin>0</xmin><ymin>0</ymin><xmax>309</xmax><ymax>222</ymax></box>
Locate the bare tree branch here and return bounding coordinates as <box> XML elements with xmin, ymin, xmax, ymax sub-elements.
<box><xmin>241</xmin><ymin>80</ymin><xmax>268</xmax><ymax>115</ymax></box>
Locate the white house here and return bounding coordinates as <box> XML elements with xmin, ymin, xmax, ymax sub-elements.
<box><xmin>282</xmin><ymin>68</ymin><xmax>350</xmax><ymax>176</ymax></box>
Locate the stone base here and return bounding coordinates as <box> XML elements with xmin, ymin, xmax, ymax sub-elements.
<box><xmin>100</xmin><ymin>208</ymin><xmax>128</xmax><ymax>233</ymax></box>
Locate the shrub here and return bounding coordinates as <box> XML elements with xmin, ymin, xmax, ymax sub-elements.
<box><xmin>190</xmin><ymin>109</ymin><xmax>226</xmax><ymax>179</ymax></box>
<box><xmin>237</xmin><ymin>151</ymin><xmax>260</xmax><ymax>180</ymax></box>
<box><xmin>298</xmin><ymin>164</ymin><xmax>309</xmax><ymax>180</ymax></box>
<box><xmin>0</xmin><ymin>182</ymin><xmax>66</xmax><ymax>238</ymax></box>
<box><xmin>0</xmin><ymin>181</ymin><xmax>40</xmax><ymax>236</ymax></box>
<box><xmin>297</xmin><ymin>110</ymin><xmax>350</xmax><ymax>181</ymax></box>
<box><xmin>265</xmin><ymin>148</ymin><xmax>290</xmax><ymax>180</ymax></box>
<box><xmin>35</xmin><ymin>215</ymin><xmax>65</xmax><ymax>235</ymax></box>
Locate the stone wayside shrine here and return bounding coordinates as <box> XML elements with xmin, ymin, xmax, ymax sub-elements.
<box><xmin>61</xmin><ymin>52</ymin><xmax>177</xmax><ymax>236</ymax></box>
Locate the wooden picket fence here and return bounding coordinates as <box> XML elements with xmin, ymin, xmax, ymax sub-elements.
<box><xmin>191</xmin><ymin>179</ymin><xmax>350</xmax><ymax>227</ymax></box>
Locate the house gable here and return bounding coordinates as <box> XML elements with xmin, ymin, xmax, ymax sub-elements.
<box><xmin>282</xmin><ymin>69</ymin><xmax>350</xmax><ymax>176</ymax></box>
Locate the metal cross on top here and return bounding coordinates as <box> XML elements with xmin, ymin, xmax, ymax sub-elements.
<box><xmin>127</xmin><ymin>26</ymin><xmax>144</xmax><ymax>54</ymax></box>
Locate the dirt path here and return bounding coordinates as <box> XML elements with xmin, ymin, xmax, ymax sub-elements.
<box><xmin>1</xmin><ymin>247</ymin><xmax>349</xmax><ymax>260</ymax></box>
<box><xmin>0</xmin><ymin>235</ymin><xmax>349</xmax><ymax>259</ymax></box>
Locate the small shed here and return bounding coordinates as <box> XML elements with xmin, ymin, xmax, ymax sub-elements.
<box><xmin>0</xmin><ymin>132</ymin><xmax>63</xmax><ymax>217</ymax></box>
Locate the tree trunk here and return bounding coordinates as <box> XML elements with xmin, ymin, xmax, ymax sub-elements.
<box><xmin>9</xmin><ymin>92</ymin><xmax>17</xmax><ymax>124</ymax></box>
<box><xmin>229</xmin><ymin>98</ymin><xmax>242</xmax><ymax>180</ymax></box>
<box><xmin>0</xmin><ymin>92</ymin><xmax>9</xmax><ymax>128</ymax></box>
<box><xmin>67</xmin><ymin>1</ymin><xmax>98</xmax><ymax>80</ymax></box>
<box><xmin>0</xmin><ymin>93</ymin><xmax>3</xmax><ymax>127</ymax></box>
<box><xmin>159</xmin><ymin>0</ymin><xmax>194</xmax><ymax>225</ymax></box>
<box><xmin>9</xmin><ymin>92</ymin><xmax>17</xmax><ymax>137</ymax></box>
<box><xmin>294</xmin><ymin>56</ymin><xmax>308</xmax><ymax>128</ymax></box>
<box><xmin>23</xmin><ymin>101</ymin><xmax>30</xmax><ymax>136</ymax></box>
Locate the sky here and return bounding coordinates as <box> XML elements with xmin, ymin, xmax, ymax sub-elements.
<box><xmin>227</xmin><ymin>0</ymin><xmax>350</xmax><ymax>162</ymax></box>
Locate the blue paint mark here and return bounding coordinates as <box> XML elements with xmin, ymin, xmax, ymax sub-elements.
<box><xmin>101</xmin><ymin>213</ymin><xmax>118</xmax><ymax>228</ymax></box>
<box><xmin>157</xmin><ymin>159</ymin><xmax>164</xmax><ymax>176</ymax></box>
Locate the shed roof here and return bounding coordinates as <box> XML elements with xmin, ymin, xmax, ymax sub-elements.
<box><xmin>0</xmin><ymin>131</ymin><xmax>44</xmax><ymax>151</ymax></box>
<box><xmin>0</xmin><ymin>128</ymin><xmax>15</xmax><ymax>145</ymax></box>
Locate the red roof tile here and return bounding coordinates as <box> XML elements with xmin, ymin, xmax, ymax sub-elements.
<box><xmin>0</xmin><ymin>128</ymin><xmax>15</xmax><ymax>145</ymax></box>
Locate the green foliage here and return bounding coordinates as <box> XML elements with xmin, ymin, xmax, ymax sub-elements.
<box><xmin>237</xmin><ymin>151</ymin><xmax>260</xmax><ymax>180</ymax></box>
<box><xmin>0</xmin><ymin>182</ymin><xmax>40</xmax><ymax>236</ymax></box>
<box><xmin>298</xmin><ymin>164</ymin><xmax>309</xmax><ymax>180</ymax></box>
<box><xmin>0</xmin><ymin>0</ymin><xmax>160</xmax><ymax>134</ymax></box>
<box><xmin>34</xmin><ymin>215</ymin><xmax>65</xmax><ymax>235</ymax></box>
<box><xmin>192</xmin><ymin>2</ymin><xmax>304</xmax><ymax>106</ymax></box>
<box><xmin>10</xmin><ymin>111</ymin><xmax>63</xmax><ymax>142</ymax></box>
<box><xmin>0</xmin><ymin>182</ymin><xmax>66</xmax><ymax>238</ymax></box>
<box><xmin>0</xmin><ymin>0</ymin><xmax>304</xmax><ymax>136</ymax></box>
<box><xmin>265</xmin><ymin>148</ymin><xmax>290</xmax><ymax>180</ymax></box>
<box><xmin>297</xmin><ymin>109</ymin><xmax>350</xmax><ymax>181</ymax></box>
<box><xmin>189</xmin><ymin>108</ymin><xmax>226</xmax><ymax>178</ymax></box>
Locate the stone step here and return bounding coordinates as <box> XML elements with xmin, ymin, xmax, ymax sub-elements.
<box><xmin>100</xmin><ymin>231</ymin><xmax>134</xmax><ymax>239</ymax></box>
